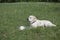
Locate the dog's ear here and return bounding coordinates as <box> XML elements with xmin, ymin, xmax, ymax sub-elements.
<box><xmin>33</xmin><ymin>16</ymin><xmax>37</xmax><ymax>19</ymax></box>
<box><xmin>32</xmin><ymin>16</ymin><xmax>37</xmax><ymax>22</ymax></box>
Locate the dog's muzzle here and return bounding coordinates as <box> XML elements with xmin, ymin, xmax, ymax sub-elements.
<box><xmin>27</xmin><ymin>18</ymin><xmax>29</xmax><ymax>21</ymax></box>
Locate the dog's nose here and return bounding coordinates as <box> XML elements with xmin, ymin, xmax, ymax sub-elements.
<box><xmin>27</xmin><ymin>18</ymin><xmax>28</xmax><ymax>21</ymax></box>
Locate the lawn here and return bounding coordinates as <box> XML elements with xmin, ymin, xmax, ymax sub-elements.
<box><xmin>0</xmin><ymin>2</ymin><xmax>60</xmax><ymax>40</ymax></box>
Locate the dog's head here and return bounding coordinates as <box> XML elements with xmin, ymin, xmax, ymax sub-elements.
<box><xmin>27</xmin><ymin>15</ymin><xmax>37</xmax><ymax>23</ymax></box>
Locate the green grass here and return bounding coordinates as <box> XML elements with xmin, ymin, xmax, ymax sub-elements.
<box><xmin>0</xmin><ymin>2</ymin><xmax>60</xmax><ymax>40</ymax></box>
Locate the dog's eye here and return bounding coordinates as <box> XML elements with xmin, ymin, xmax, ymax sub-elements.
<box><xmin>30</xmin><ymin>17</ymin><xmax>32</xmax><ymax>19</ymax></box>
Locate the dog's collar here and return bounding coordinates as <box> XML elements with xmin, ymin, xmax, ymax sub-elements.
<box><xmin>30</xmin><ymin>21</ymin><xmax>36</xmax><ymax>24</ymax></box>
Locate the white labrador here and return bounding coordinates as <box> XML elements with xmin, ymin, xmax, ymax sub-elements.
<box><xmin>28</xmin><ymin>15</ymin><xmax>56</xmax><ymax>28</ymax></box>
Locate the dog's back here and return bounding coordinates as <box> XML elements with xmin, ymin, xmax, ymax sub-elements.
<box><xmin>39</xmin><ymin>20</ymin><xmax>56</xmax><ymax>27</ymax></box>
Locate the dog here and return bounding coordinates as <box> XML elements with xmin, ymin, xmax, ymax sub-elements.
<box><xmin>27</xmin><ymin>15</ymin><xmax>56</xmax><ymax>28</ymax></box>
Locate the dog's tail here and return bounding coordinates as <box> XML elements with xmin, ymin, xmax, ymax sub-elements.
<box><xmin>51</xmin><ymin>24</ymin><xmax>56</xmax><ymax>26</ymax></box>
